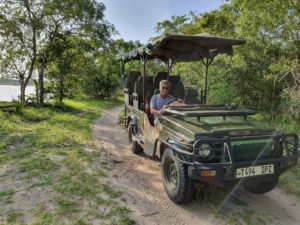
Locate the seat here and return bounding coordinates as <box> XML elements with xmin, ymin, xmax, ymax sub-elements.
<box><xmin>153</xmin><ymin>72</ymin><xmax>168</xmax><ymax>89</ymax></box>
<box><xmin>184</xmin><ymin>87</ymin><xmax>201</xmax><ymax>104</ymax></box>
<box><xmin>125</xmin><ymin>71</ymin><xmax>141</xmax><ymax>94</ymax></box>
<box><xmin>124</xmin><ymin>71</ymin><xmax>141</xmax><ymax>106</ymax></box>
<box><xmin>122</xmin><ymin>75</ymin><xmax>127</xmax><ymax>88</ymax></box>
<box><xmin>153</xmin><ymin>89</ymin><xmax>159</xmax><ymax>96</ymax></box>
<box><xmin>134</xmin><ymin>76</ymin><xmax>154</xmax><ymax>109</ymax></box>
<box><xmin>169</xmin><ymin>76</ymin><xmax>185</xmax><ymax>99</ymax></box>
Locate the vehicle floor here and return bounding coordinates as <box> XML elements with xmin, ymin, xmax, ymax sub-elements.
<box><xmin>92</xmin><ymin>105</ymin><xmax>300</xmax><ymax>225</ymax></box>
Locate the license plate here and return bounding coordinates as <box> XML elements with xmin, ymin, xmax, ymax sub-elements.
<box><xmin>236</xmin><ymin>164</ymin><xmax>274</xmax><ymax>178</ymax></box>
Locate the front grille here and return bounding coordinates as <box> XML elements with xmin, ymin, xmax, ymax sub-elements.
<box><xmin>193</xmin><ymin>138</ymin><xmax>283</xmax><ymax>164</ymax></box>
<box><xmin>230</xmin><ymin>139</ymin><xmax>276</xmax><ymax>162</ymax></box>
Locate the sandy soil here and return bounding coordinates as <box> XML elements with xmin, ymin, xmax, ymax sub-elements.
<box><xmin>92</xmin><ymin>105</ymin><xmax>300</xmax><ymax>225</ymax></box>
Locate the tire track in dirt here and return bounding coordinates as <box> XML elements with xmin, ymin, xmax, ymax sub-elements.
<box><xmin>92</xmin><ymin>105</ymin><xmax>300</xmax><ymax>225</ymax></box>
<box><xmin>92</xmin><ymin>106</ymin><xmax>192</xmax><ymax>225</ymax></box>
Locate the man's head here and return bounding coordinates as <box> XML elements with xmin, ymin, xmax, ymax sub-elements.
<box><xmin>159</xmin><ymin>80</ymin><xmax>171</xmax><ymax>97</ymax></box>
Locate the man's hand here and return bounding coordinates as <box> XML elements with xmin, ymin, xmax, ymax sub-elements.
<box><xmin>151</xmin><ymin>107</ymin><xmax>165</xmax><ymax>116</ymax></box>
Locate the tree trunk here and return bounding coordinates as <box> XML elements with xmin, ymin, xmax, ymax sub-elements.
<box><xmin>39</xmin><ymin>58</ymin><xmax>46</xmax><ymax>104</ymax></box>
<box><xmin>20</xmin><ymin>84</ymin><xmax>26</xmax><ymax>102</ymax></box>
<box><xmin>34</xmin><ymin>80</ymin><xmax>39</xmax><ymax>103</ymax></box>
<box><xmin>271</xmin><ymin>78</ymin><xmax>276</xmax><ymax>120</ymax></box>
<box><xmin>18</xmin><ymin>1</ymin><xmax>37</xmax><ymax>103</ymax></box>
<box><xmin>20</xmin><ymin>75</ymin><xmax>25</xmax><ymax>102</ymax></box>
<box><xmin>59</xmin><ymin>74</ymin><xmax>64</xmax><ymax>102</ymax></box>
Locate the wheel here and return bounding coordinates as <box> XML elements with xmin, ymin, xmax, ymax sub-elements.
<box><xmin>128</xmin><ymin>126</ymin><xmax>142</xmax><ymax>154</ymax></box>
<box><xmin>244</xmin><ymin>176</ymin><xmax>278</xmax><ymax>194</ymax></box>
<box><xmin>161</xmin><ymin>148</ymin><xmax>195</xmax><ymax>203</ymax></box>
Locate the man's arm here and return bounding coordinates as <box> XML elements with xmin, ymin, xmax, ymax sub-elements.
<box><xmin>169</xmin><ymin>95</ymin><xmax>183</xmax><ymax>104</ymax></box>
<box><xmin>150</xmin><ymin>95</ymin><xmax>162</xmax><ymax>116</ymax></box>
<box><xmin>150</xmin><ymin>107</ymin><xmax>163</xmax><ymax>116</ymax></box>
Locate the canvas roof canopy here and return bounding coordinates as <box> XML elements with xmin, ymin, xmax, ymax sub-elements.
<box><xmin>118</xmin><ymin>33</ymin><xmax>246</xmax><ymax>63</ymax></box>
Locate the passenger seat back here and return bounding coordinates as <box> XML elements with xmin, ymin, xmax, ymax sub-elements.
<box><xmin>125</xmin><ymin>71</ymin><xmax>141</xmax><ymax>94</ymax></box>
<box><xmin>153</xmin><ymin>72</ymin><xmax>168</xmax><ymax>89</ymax></box>
<box><xmin>169</xmin><ymin>76</ymin><xmax>185</xmax><ymax>99</ymax></box>
<box><xmin>184</xmin><ymin>87</ymin><xmax>201</xmax><ymax>104</ymax></box>
<box><xmin>134</xmin><ymin>76</ymin><xmax>154</xmax><ymax>103</ymax></box>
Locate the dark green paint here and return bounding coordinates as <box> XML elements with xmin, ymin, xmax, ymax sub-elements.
<box><xmin>160</xmin><ymin>114</ymin><xmax>274</xmax><ymax>141</ymax></box>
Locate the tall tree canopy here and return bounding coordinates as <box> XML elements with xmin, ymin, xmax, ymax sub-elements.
<box><xmin>153</xmin><ymin>1</ymin><xmax>300</xmax><ymax>115</ymax></box>
<box><xmin>0</xmin><ymin>0</ymin><xmax>115</xmax><ymax>102</ymax></box>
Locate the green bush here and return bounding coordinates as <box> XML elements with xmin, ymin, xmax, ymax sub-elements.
<box><xmin>13</xmin><ymin>101</ymin><xmax>24</xmax><ymax>114</ymax></box>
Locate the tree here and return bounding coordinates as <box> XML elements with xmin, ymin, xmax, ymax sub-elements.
<box><xmin>45</xmin><ymin>36</ymin><xmax>87</xmax><ymax>101</ymax></box>
<box><xmin>153</xmin><ymin>1</ymin><xmax>299</xmax><ymax>114</ymax></box>
<box><xmin>0</xmin><ymin>0</ymin><xmax>115</xmax><ymax>102</ymax></box>
<box><xmin>155</xmin><ymin>15</ymin><xmax>189</xmax><ymax>36</ymax></box>
<box><xmin>229</xmin><ymin>0</ymin><xmax>300</xmax><ymax>113</ymax></box>
<box><xmin>81</xmin><ymin>39</ymin><xmax>143</xmax><ymax>99</ymax></box>
<box><xmin>82</xmin><ymin>52</ymin><xmax>120</xmax><ymax>99</ymax></box>
<box><xmin>0</xmin><ymin>0</ymin><xmax>43</xmax><ymax>102</ymax></box>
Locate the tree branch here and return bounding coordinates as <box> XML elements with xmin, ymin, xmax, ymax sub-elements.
<box><xmin>290</xmin><ymin>0</ymin><xmax>300</xmax><ymax>14</ymax></box>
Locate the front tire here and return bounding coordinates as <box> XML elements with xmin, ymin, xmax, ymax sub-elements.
<box><xmin>128</xmin><ymin>126</ymin><xmax>142</xmax><ymax>154</ymax></box>
<box><xmin>244</xmin><ymin>176</ymin><xmax>278</xmax><ymax>194</ymax></box>
<box><xmin>161</xmin><ymin>148</ymin><xmax>195</xmax><ymax>203</ymax></box>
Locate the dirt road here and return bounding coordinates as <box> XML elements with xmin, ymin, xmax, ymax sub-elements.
<box><xmin>92</xmin><ymin>106</ymin><xmax>300</xmax><ymax>225</ymax></box>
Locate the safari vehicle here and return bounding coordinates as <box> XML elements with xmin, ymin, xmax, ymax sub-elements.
<box><xmin>119</xmin><ymin>34</ymin><xmax>299</xmax><ymax>203</ymax></box>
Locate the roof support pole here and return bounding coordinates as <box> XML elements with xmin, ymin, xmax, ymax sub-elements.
<box><xmin>204</xmin><ymin>57</ymin><xmax>208</xmax><ymax>105</ymax></box>
<box><xmin>201</xmin><ymin>57</ymin><xmax>214</xmax><ymax>105</ymax></box>
<box><xmin>166</xmin><ymin>58</ymin><xmax>175</xmax><ymax>79</ymax></box>
<box><xmin>140</xmin><ymin>55</ymin><xmax>147</xmax><ymax>110</ymax></box>
<box><xmin>121</xmin><ymin>61</ymin><xmax>125</xmax><ymax>74</ymax></box>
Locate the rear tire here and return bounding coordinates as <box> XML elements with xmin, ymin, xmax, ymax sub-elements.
<box><xmin>128</xmin><ymin>126</ymin><xmax>142</xmax><ymax>154</ymax></box>
<box><xmin>244</xmin><ymin>176</ymin><xmax>278</xmax><ymax>194</ymax></box>
<box><xmin>161</xmin><ymin>148</ymin><xmax>195</xmax><ymax>203</ymax></box>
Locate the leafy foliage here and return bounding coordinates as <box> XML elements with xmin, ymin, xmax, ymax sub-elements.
<box><xmin>154</xmin><ymin>1</ymin><xmax>300</xmax><ymax>116</ymax></box>
<box><xmin>0</xmin><ymin>0</ymin><xmax>115</xmax><ymax>102</ymax></box>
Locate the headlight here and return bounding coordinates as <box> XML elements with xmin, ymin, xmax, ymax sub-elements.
<box><xmin>197</xmin><ymin>143</ymin><xmax>212</xmax><ymax>158</ymax></box>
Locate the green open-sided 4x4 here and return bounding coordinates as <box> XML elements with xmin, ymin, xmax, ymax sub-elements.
<box><xmin>119</xmin><ymin>34</ymin><xmax>299</xmax><ymax>203</ymax></box>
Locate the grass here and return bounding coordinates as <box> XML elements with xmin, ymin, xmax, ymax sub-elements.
<box><xmin>218</xmin><ymin>209</ymin><xmax>266</xmax><ymax>225</ymax></box>
<box><xmin>54</xmin><ymin>197</ymin><xmax>79</xmax><ymax>214</ymax></box>
<box><xmin>32</xmin><ymin>204</ymin><xmax>58</xmax><ymax>225</ymax></box>
<box><xmin>0</xmin><ymin>189</ymin><xmax>16</xmax><ymax>204</ymax></box>
<box><xmin>18</xmin><ymin>155</ymin><xmax>59</xmax><ymax>172</ymax></box>
<box><xmin>6</xmin><ymin>207</ymin><xmax>23</xmax><ymax>223</ymax></box>
<box><xmin>231</xmin><ymin>197</ymin><xmax>248</xmax><ymax>207</ymax></box>
<box><xmin>194</xmin><ymin>183</ymin><xmax>228</xmax><ymax>206</ymax></box>
<box><xmin>0</xmin><ymin>98</ymin><xmax>133</xmax><ymax>224</ymax></box>
<box><xmin>119</xmin><ymin>109</ymin><xmax>125</xmax><ymax>125</ymax></box>
<box><xmin>106</xmin><ymin>206</ymin><xmax>135</xmax><ymax>225</ymax></box>
<box><xmin>103</xmin><ymin>184</ymin><xmax>122</xmax><ymax>198</ymax></box>
<box><xmin>28</xmin><ymin>176</ymin><xmax>53</xmax><ymax>189</ymax></box>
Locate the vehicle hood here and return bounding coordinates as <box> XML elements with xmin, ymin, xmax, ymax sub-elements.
<box><xmin>161</xmin><ymin>115</ymin><xmax>275</xmax><ymax>141</ymax></box>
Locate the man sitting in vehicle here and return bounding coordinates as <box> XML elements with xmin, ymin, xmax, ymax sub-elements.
<box><xmin>150</xmin><ymin>80</ymin><xmax>183</xmax><ymax>118</ymax></box>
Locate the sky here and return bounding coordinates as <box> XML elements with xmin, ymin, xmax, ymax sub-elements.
<box><xmin>101</xmin><ymin>0</ymin><xmax>224</xmax><ymax>44</ymax></box>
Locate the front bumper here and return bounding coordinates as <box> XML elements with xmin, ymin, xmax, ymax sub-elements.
<box><xmin>188</xmin><ymin>155</ymin><xmax>298</xmax><ymax>185</ymax></box>
<box><xmin>157</xmin><ymin>133</ymin><xmax>299</xmax><ymax>185</ymax></box>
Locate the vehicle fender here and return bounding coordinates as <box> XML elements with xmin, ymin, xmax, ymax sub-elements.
<box><xmin>159</xmin><ymin>143</ymin><xmax>167</xmax><ymax>159</ymax></box>
<box><xmin>157</xmin><ymin>137</ymin><xmax>184</xmax><ymax>160</ymax></box>
<box><xmin>155</xmin><ymin>138</ymin><xmax>169</xmax><ymax>160</ymax></box>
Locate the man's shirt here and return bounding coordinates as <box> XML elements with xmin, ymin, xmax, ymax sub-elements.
<box><xmin>150</xmin><ymin>94</ymin><xmax>175</xmax><ymax>118</ymax></box>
